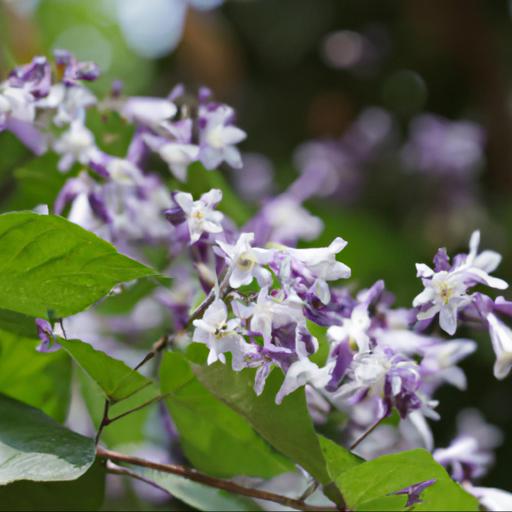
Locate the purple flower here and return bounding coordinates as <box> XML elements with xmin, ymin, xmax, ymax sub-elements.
<box><xmin>413</xmin><ymin>231</ymin><xmax>508</xmax><ymax>335</ymax></box>
<box><xmin>434</xmin><ymin>409</ymin><xmax>502</xmax><ymax>482</ymax></box>
<box><xmin>35</xmin><ymin>319</ymin><xmax>61</xmax><ymax>353</ymax></box>
<box><xmin>391</xmin><ymin>479</ymin><xmax>436</xmax><ymax>507</ymax></box>
<box><xmin>402</xmin><ymin>114</ymin><xmax>485</xmax><ymax>177</ymax></box>
<box><xmin>9</xmin><ymin>56</ymin><xmax>52</xmax><ymax>99</ymax></box>
<box><xmin>198</xmin><ymin>104</ymin><xmax>246</xmax><ymax>170</ymax></box>
<box><xmin>54</xmin><ymin>49</ymin><xmax>100</xmax><ymax>85</ymax></box>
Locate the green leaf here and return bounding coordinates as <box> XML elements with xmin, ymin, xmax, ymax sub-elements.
<box><xmin>0</xmin><ymin>334</ymin><xmax>72</xmax><ymax>422</ymax></box>
<box><xmin>0</xmin><ymin>309</ymin><xmax>38</xmax><ymax>338</ymax></box>
<box><xmin>95</xmin><ymin>278</ymin><xmax>159</xmax><ymax>316</ymax></box>
<box><xmin>160</xmin><ymin>352</ymin><xmax>293</xmax><ymax>478</ymax></box>
<box><xmin>130</xmin><ymin>466</ymin><xmax>259</xmax><ymax>511</ymax></box>
<box><xmin>86</xmin><ymin>110</ymin><xmax>135</xmax><ymax>157</ymax></box>
<box><xmin>0</xmin><ymin>211</ymin><xmax>156</xmax><ymax>318</ymax></box>
<box><xmin>318</xmin><ymin>435</ymin><xmax>361</xmax><ymax>480</ymax></box>
<box><xmin>192</xmin><ymin>356</ymin><xmax>330</xmax><ymax>484</ymax></box>
<box><xmin>61</xmin><ymin>338</ymin><xmax>152</xmax><ymax>403</ymax></box>
<box><xmin>5</xmin><ymin>153</ymin><xmax>68</xmax><ymax>213</ymax></box>
<box><xmin>335</xmin><ymin>449</ymin><xmax>479</xmax><ymax>511</ymax></box>
<box><xmin>0</xmin><ymin>394</ymin><xmax>95</xmax><ymax>484</ymax></box>
<box><xmin>0</xmin><ymin>462</ymin><xmax>106</xmax><ymax>511</ymax></box>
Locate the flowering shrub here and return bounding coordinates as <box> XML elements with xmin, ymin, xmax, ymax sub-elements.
<box><xmin>1</xmin><ymin>51</ymin><xmax>512</xmax><ymax>511</ymax></box>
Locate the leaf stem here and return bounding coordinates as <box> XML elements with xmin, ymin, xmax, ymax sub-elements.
<box><xmin>98</xmin><ymin>447</ymin><xmax>339</xmax><ymax>512</ymax></box>
<box><xmin>350</xmin><ymin>415</ymin><xmax>386</xmax><ymax>451</ymax></box>
<box><xmin>95</xmin><ymin>399</ymin><xmax>111</xmax><ymax>445</ymax></box>
<box><xmin>107</xmin><ymin>392</ymin><xmax>172</xmax><ymax>424</ymax></box>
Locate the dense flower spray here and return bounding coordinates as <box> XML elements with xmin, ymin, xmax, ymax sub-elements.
<box><xmin>3</xmin><ymin>51</ymin><xmax>512</xmax><ymax>510</ymax></box>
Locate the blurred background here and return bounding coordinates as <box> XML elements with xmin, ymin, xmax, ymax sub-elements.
<box><xmin>1</xmin><ymin>0</ymin><xmax>512</xmax><ymax>504</ymax></box>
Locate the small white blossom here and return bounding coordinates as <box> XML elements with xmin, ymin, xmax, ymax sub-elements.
<box><xmin>192</xmin><ymin>299</ymin><xmax>244</xmax><ymax>366</ymax></box>
<box><xmin>467</xmin><ymin>486</ymin><xmax>512</xmax><ymax>512</ymax></box>
<box><xmin>175</xmin><ymin>189</ymin><xmax>224</xmax><ymax>243</ymax></box>
<box><xmin>199</xmin><ymin>105</ymin><xmax>246</xmax><ymax>170</ymax></box>
<box><xmin>487</xmin><ymin>313</ymin><xmax>512</xmax><ymax>380</ymax></box>
<box><xmin>420</xmin><ymin>339</ymin><xmax>477</xmax><ymax>390</ymax></box>
<box><xmin>36</xmin><ymin>84</ymin><xmax>96</xmax><ymax>125</ymax></box>
<box><xmin>122</xmin><ymin>96</ymin><xmax>177</xmax><ymax>130</ymax></box>
<box><xmin>327</xmin><ymin>304</ymin><xmax>371</xmax><ymax>353</ymax></box>
<box><xmin>54</xmin><ymin>120</ymin><xmax>99</xmax><ymax>172</ymax></box>
<box><xmin>280</xmin><ymin>237</ymin><xmax>351</xmax><ymax>303</ymax></box>
<box><xmin>216</xmin><ymin>232</ymin><xmax>273</xmax><ymax>289</ymax></box>
<box><xmin>284</xmin><ymin>237</ymin><xmax>350</xmax><ymax>281</ymax></box>
<box><xmin>144</xmin><ymin>134</ymin><xmax>199</xmax><ymax>181</ymax></box>
<box><xmin>261</xmin><ymin>196</ymin><xmax>323</xmax><ymax>244</ymax></box>
<box><xmin>0</xmin><ymin>86</ymin><xmax>35</xmax><ymax>126</ymax></box>
<box><xmin>275</xmin><ymin>358</ymin><xmax>333</xmax><ymax>405</ymax></box>
<box><xmin>414</xmin><ymin>231</ymin><xmax>508</xmax><ymax>335</ymax></box>
<box><xmin>234</xmin><ymin>287</ymin><xmax>303</xmax><ymax>344</ymax></box>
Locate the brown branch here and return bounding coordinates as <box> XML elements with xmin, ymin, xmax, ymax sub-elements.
<box><xmin>97</xmin><ymin>447</ymin><xmax>339</xmax><ymax>512</ymax></box>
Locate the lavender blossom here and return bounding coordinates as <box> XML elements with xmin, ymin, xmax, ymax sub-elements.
<box><xmin>53</xmin><ymin>120</ymin><xmax>100</xmax><ymax>172</ymax></box>
<box><xmin>216</xmin><ymin>233</ymin><xmax>273</xmax><ymax>289</ymax></box>
<box><xmin>168</xmin><ymin>189</ymin><xmax>224</xmax><ymax>244</ymax></box>
<box><xmin>8</xmin><ymin>56</ymin><xmax>52</xmax><ymax>99</ymax></box>
<box><xmin>402</xmin><ymin>114</ymin><xmax>485</xmax><ymax>177</ymax></box>
<box><xmin>434</xmin><ymin>409</ymin><xmax>502</xmax><ymax>482</ymax></box>
<box><xmin>35</xmin><ymin>319</ymin><xmax>61</xmax><ymax>353</ymax></box>
<box><xmin>199</xmin><ymin>105</ymin><xmax>246</xmax><ymax>170</ymax></box>
<box><xmin>391</xmin><ymin>479</ymin><xmax>436</xmax><ymax>507</ymax></box>
<box><xmin>413</xmin><ymin>231</ymin><xmax>508</xmax><ymax>335</ymax></box>
<box><xmin>192</xmin><ymin>299</ymin><xmax>245</xmax><ymax>365</ymax></box>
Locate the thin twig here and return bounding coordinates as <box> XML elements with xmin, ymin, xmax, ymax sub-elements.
<box><xmin>350</xmin><ymin>416</ymin><xmax>386</xmax><ymax>450</ymax></box>
<box><xmin>106</xmin><ymin>464</ymin><xmax>170</xmax><ymax>495</ymax></box>
<box><xmin>107</xmin><ymin>392</ymin><xmax>172</xmax><ymax>425</ymax></box>
<box><xmin>133</xmin><ymin>335</ymin><xmax>170</xmax><ymax>371</ymax></box>
<box><xmin>95</xmin><ymin>400</ymin><xmax>111</xmax><ymax>445</ymax></box>
<box><xmin>97</xmin><ymin>447</ymin><xmax>339</xmax><ymax>512</ymax></box>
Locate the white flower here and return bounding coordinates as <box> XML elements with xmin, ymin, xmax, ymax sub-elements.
<box><xmin>175</xmin><ymin>189</ymin><xmax>224</xmax><ymax>243</ymax></box>
<box><xmin>53</xmin><ymin>120</ymin><xmax>99</xmax><ymax>172</ymax></box>
<box><xmin>327</xmin><ymin>303</ymin><xmax>371</xmax><ymax>353</ymax></box>
<box><xmin>275</xmin><ymin>358</ymin><xmax>333</xmax><ymax>405</ymax></box>
<box><xmin>466</xmin><ymin>230</ymin><xmax>502</xmax><ymax>275</ymax></box>
<box><xmin>216</xmin><ymin>232</ymin><xmax>273</xmax><ymax>289</ymax></box>
<box><xmin>420</xmin><ymin>339</ymin><xmax>477</xmax><ymax>390</ymax></box>
<box><xmin>122</xmin><ymin>96</ymin><xmax>177</xmax><ymax>130</ymax></box>
<box><xmin>279</xmin><ymin>237</ymin><xmax>350</xmax><ymax>304</ymax></box>
<box><xmin>413</xmin><ymin>231</ymin><xmax>507</xmax><ymax>335</ymax></box>
<box><xmin>334</xmin><ymin>350</ymin><xmax>391</xmax><ymax>403</ymax></box>
<box><xmin>467</xmin><ymin>486</ymin><xmax>512</xmax><ymax>512</ymax></box>
<box><xmin>413</xmin><ymin>267</ymin><xmax>472</xmax><ymax>335</ymax></box>
<box><xmin>487</xmin><ymin>313</ymin><xmax>512</xmax><ymax>380</ymax></box>
<box><xmin>234</xmin><ymin>287</ymin><xmax>303</xmax><ymax>344</ymax></box>
<box><xmin>106</xmin><ymin>158</ymin><xmax>145</xmax><ymax>186</ymax></box>
<box><xmin>36</xmin><ymin>84</ymin><xmax>96</xmax><ymax>126</ymax></box>
<box><xmin>192</xmin><ymin>299</ymin><xmax>244</xmax><ymax>366</ymax></box>
<box><xmin>144</xmin><ymin>134</ymin><xmax>199</xmax><ymax>181</ymax></box>
<box><xmin>199</xmin><ymin>105</ymin><xmax>246</xmax><ymax>170</ymax></box>
<box><xmin>261</xmin><ymin>196</ymin><xmax>323</xmax><ymax>244</ymax></box>
<box><xmin>284</xmin><ymin>237</ymin><xmax>350</xmax><ymax>281</ymax></box>
<box><xmin>0</xmin><ymin>86</ymin><xmax>35</xmax><ymax>125</ymax></box>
